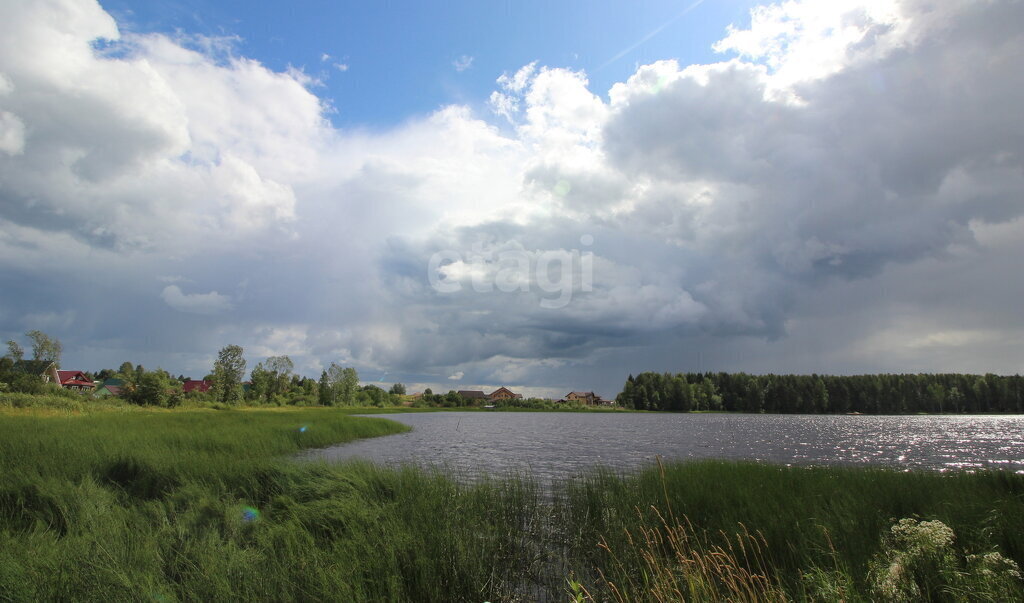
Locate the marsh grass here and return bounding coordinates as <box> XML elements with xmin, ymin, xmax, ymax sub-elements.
<box><xmin>0</xmin><ymin>408</ymin><xmax>549</xmax><ymax>601</ymax></box>
<box><xmin>576</xmin><ymin>508</ymin><xmax>787</xmax><ymax>602</ymax></box>
<box><xmin>2</xmin><ymin>403</ymin><xmax>1022</xmax><ymax>601</ymax></box>
<box><xmin>559</xmin><ymin>460</ymin><xmax>1024</xmax><ymax>601</ymax></box>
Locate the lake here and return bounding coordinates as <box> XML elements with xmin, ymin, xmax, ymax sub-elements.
<box><xmin>301</xmin><ymin>412</ymin><xmax>1024</xmax><ymax>481</ymax></box>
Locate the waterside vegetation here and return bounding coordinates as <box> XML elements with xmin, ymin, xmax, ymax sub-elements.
<box><xmin>1</xmin><ymin>404</ymin><xmax>1021</xmax><ymax>601</ymax></box>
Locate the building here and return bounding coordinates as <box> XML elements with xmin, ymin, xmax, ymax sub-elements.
<box><xmin>56</xmin><ymin>370</ymin><xmax>95</xmax><ymax>392</ymax></box>
<box><xmin>562</xmin><ymin>391</ymin><xmax>608</xmax><ymax>405</ymax></box>
<box><xmin>11</xmin><ymin>359</ymin><xmax>57</xmax><ymax>383</ymax></box>
<box><xmin>183</xmin><ymin>379</ymin><xmax>212</xmax><ymax>394</ymax></box>
<box><xmin>488</xmin><ymin>387</ymin><xmax>522</xmax><ymax>400</ymax></box>
<box><xmin>457</xmin><ymin>390</ymin><xmax>489</xmax><ymax>401</ymax></box>
<box><xmin>7</xmin><ymin>360</ymin><xmax>93</xmax><ymax>392</ymax></box>
<box><xmin>94</xmin><ymin>378</ymin><xmax>125</xmax><ymax>398</ymax></box>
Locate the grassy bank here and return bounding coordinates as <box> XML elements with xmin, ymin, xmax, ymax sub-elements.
<box><xmin>0</xmin><ymin>407</ymin><xmax>548</xmax><ymax>601</ymax></box>
<box><xmin>1</xmin><ymin>405</ymin><xmax>1022</xmax><ymax>601</ymax></box>
<box><xmin>561</xmin><ymin>461</ymin><xmax>1024</xmax><ymax>601</ymax></box>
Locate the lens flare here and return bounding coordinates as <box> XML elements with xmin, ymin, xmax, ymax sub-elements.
<box><xmin>299</xmin><ymin>425</ymin><xmax>308</xmax><ymax>433</ymax></box>
<box><xmin>242</xmin><ymin>506</ymin><xmax>260</xmax><ymax>522</ymax></box>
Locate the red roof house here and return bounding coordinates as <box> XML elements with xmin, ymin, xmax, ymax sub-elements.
<box><xmin>56</xmin><ymin>370</ymin><xmax>95</xmax><ymax>392</ymax></box>
<box><xmin>183</xmin><ymin>379</ymin><xmax>212</xmax><ymax>394</ymax></box>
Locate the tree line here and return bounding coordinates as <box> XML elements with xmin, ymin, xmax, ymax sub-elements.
<box><xmin>617</xmin><ymin>372</ymin><xmax>1024</xmax><ymax>414</ymax></box>
<box><xmin>1</xmin><ymin>335</ymin><xmax>409</xmax><ymax>408</ymax></box>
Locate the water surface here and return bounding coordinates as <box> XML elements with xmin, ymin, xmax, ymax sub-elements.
<box><xmin>301</xmin><ymin>412</ymin><xmax>1024</xmax><ymax>481</ymax></box>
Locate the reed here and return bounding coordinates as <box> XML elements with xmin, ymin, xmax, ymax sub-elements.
<box><xmin>1</xmin><ymin>403</ymin><xmax>1022</xmax><ymax>601</ymax></box>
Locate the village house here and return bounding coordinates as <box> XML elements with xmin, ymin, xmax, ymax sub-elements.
<box><xmin>183</xmin><ymin>379</ymin><xmax>212</xmax><ymax>394</ymax></box>
<box><xmin>12</xmin><ymin>360</ymin><xmax>95</xmax><ymax>392</ymax></box>
<box><xmin>561</xmin><ymin>391</ymin><xmax>609</xmax><ymax>405</ymax></box>
<box><xmin>94</xmin><ymin>378</ymin><xmax>124</xmax><ymax>398</ymax></box>
<box><xmin>55</xmin><ymin>370</ymin><xmax>95</xmax><ymax>392</ymax></box>
<box><xmin>488</xmin><ymin>386</ymin><xmax>522</xmax><ymax>400</ymax></box>
<box><xmin>457</xmin><ymin>390</ymin><xmax>489</xmax><ymax>402</ymax></box>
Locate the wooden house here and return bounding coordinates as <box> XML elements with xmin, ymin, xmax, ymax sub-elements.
<box><xmin>56</xmin><ymin>370</ymin><xmax>95</xmax><ymax>392</ymax></box>
<box><xmin>488</xmin><ymin>387</ymin><xmax>522</xmax><ymax>400</ymax></box>
<box><xmin>562</xmin><ymin>391</ymin><xmax>608</xmax><ymax>405</ymax></box>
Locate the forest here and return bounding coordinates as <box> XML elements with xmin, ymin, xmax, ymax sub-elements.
<box><xmin>617</xmin><ymin>372</ymin><xmax>1024</xmax><ymax>414</ymax></box>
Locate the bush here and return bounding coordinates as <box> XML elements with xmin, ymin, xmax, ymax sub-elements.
<box><xmin>869</xmin><ymin>518</ymin><xmax>1023</xmax><ymax>601</ymax></box>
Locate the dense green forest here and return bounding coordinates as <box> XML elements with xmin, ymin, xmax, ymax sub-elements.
<box><xmin>617</xmin><ymin>372</ymin><xmax>1024</xmax><ymax>414</ymax></box>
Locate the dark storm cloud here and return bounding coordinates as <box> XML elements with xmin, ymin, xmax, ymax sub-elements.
<box><xmin>1</xmin><ymin>0</ymin><xmax>1021</xmax><ymax>393</ymax></box>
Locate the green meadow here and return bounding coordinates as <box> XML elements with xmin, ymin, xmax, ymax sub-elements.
<box><xmin>1</xmin><ymin>399</ymin><xmax>1022</xmax><ymax>601</ymax></box>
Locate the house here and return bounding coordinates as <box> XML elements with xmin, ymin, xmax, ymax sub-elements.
<box><xmin>8</xmin><ymin>360</ymin><xmax>93</xmax><ymax>392</ymax></box>
<box><xmin>11</xmin><ymin>359</ymin><xmax>58</xmax><ymax>384</ymax></box>
<box><xmin>94</xmin><ymin>384</ymin><xmax>124</xmax><ymax>398</ymax></box>
<box><xmin>94</xmin><ymin>378</ymin><xmax>125</xmax><ymax>398</ymax></box>
<box><xmin>489</xmin><ymin>387</ymin><xmax>522</xmax><ymax>400</ymax></box>
<box><xmin>562</xmin><ymin>391</ymin><xmax>609</xmax><ymax>405</ymax></box>
<box><xmin>56</xmin><ymin>370</ymin><xmax>95</xmax><ymax>392</ymax></box>
<box><xmin>457</xmin><ymin>390</ymin><xmax>489</xmax><ymax>401</ymax></box>
<box><xmin>183</xmin><ymin>379</ymin><xmax>212</xmax><ymax>394</ymax></box>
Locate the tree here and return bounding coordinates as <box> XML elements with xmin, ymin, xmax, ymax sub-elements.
<box><xmin>424</xmin><ymin>387</ymin><xmax>433</xmax><ymax>395</ymax></box>
<box><xmin>248</xmin><ymin>362</ymin><xmax>272</xmax><ymax>403</ymax></box>
<box><xmin>318</xmin><ymin>370</ymin><xmax>333</xmax><ymax>406</ymax></box>
<box><xmin>212</xmin><ymin>345</ymin><xmax>246</xmax><ymax>405</ymax></box>
<box><xmin>5</xmin><ymin>340</ymin><xmax>24</xmax><ymax>363</ymax></box>
<box><xmin>118</xmin><ymin>362</ymin><xmax>135</xmax><ymax>377</ymax></box>
<box><xmin>265</xmin><ymin>355</ymin><xmax>294</xmax><ymax>376</ymax></box>
<box><xmin>325</xmin><ymin>363</ymin><xmax>359</xmax><ymax>405</ymax></box>
<box><xmin>340</xmin><ymin>367</ymin><xmax>359</xmax><ymax>404</ymax></box>
<box><xmin>264</xmin><ymin>355</ymin><xmax>294</xmax><ymax>398</ymax></box>
<box><xmin>389</xmin><ymin>383</ymin><xmax>406</xmax><ymax>395</ymax></box>
<box><xmin>128</xmin><ymin>371</ymin><xmax>170</xmax><ymax>407</ymax></box>
<box><xmin>26</xmin><ymin>330</ymin><xmax>62</xmax><ymax>365</ymax></box>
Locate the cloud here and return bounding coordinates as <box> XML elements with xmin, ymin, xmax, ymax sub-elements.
<box><xmin>1</xmin><ymin>0</ymin><xmax>1022</xmax><ymax>395</ymax></box>
<box><xmin>453</xmin><ymin>55</ymin><xmax>474</xmax><ymax>72</ymax></box>
<box><xmin>333</xmin><ymin>63</ymin><xmax>348</xmax><ymax>72</ymax></box>
<box><xmin>161</xmin><ymin>286</ymin><xmax>233</xmax><ymax>315</ymax></box>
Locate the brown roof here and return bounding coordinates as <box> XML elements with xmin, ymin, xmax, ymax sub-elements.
<box><xmin>489</xmin><ymin>386</ymin><xmax>521</xmax><ymax>397</ymax></box>
<box><xmin>457</xmin><ymin>390</ymin><xmax>488</xmax><ymax>399</ymax></box>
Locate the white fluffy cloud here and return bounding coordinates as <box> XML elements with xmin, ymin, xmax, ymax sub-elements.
<box><xmin>2</xmin><ymin>0</ymin><xmax>1022</xmax><ymax>394</ymax></box>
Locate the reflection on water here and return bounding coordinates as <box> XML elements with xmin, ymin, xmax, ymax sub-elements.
<box><xmin>300</xmin><ymin>412</ymin><xmax>1024</xmax><ymax>482</ymax></box>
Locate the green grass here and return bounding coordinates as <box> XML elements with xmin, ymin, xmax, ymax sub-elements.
<box><xmin>1</xmin><ymin>402</ymin><xmax>1022</xmax><ymax>601</ymax></box>
<box><xmin>559</xmin><ymin>461</ymin><xmax>1024</xmax><ymax>601</ymax></box>
<box><xmin>0</xmin><ymin>407</ymin><xmax>550</xmax><ymax>601</ymax></box>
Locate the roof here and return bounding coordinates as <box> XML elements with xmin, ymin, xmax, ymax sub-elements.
<box><xmin>57</xmin><ymin>370</ymin><xmax>92</xmax><ymax>383</ymax></box>
<box><xmin>489</xmin><ymin>387</ymin><xmax>522</xmax><ymax>398</ymax></box>
<box><xmin>567</xmin><ymin>391</ymin><xmax>596</xmax><ymax>397</ymax></box>
<box><xmin>102</xmin><ymin>378</ymin><xmax>125</xmax><ymax>387</ymax></box>
<box><xmin>57</xmin><ymin>370</ymin><xmax>94</xmax><ymax>387</ymax></box>
<box><xmin>11</xmin><ymin>360</ymin><xmax>55</xmax><ymax>375</ymax></box>
<box><xmin>457</xmin><ymin>390</ymin><xmax>488</xmax><ymax>399</ymax></box>
<box><xmin>99</xmin><ymin>385</ymin><xmax>123</xmax><ymax>396</ymax></box>
<box><xmin>183</xmin><ymin>379</ymin><xmax>212</xmax><ymax>393</ymax></box>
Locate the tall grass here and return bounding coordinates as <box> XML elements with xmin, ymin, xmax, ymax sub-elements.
<box><xmin>0</xmin><ymin>408</ymin><xmax>553</xmax><ymax>601</ymax></box>
<box><xmin>558</xmin><ymin>460</ymin><xmax>1024</xmax><ymax>600</ymax></box>
<box><xmin>2</xmin><ymin>405</ymin><xmax>1022</xmax><ymax>601</ymax></box>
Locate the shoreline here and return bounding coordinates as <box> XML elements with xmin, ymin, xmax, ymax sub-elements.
<box><xmin>1</xmin><ymin>406</ymin><xmax>1022</xmax><ymax>600</ymax></box>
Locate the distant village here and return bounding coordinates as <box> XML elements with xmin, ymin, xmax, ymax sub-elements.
<box><xmin>3</xmin><ymin>358</ymin><xmax>613</xmax><ymax>408</ymax></box>
<box><xmin>438</xmin><ymin>388</ymin><xmax>611</xmax><ymax>406</ymax></box>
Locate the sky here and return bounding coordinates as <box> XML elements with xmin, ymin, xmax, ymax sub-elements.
<box><xmin>1</xmin><ymin>0</ymin><xmax>1022</xmax><ymax>399</ymax></box>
